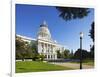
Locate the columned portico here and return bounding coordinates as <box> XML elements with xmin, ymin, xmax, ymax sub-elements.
<box><xmin>38</xmin><ymin>41</ymin><xmax>57</xmax><ymax>60</ymax></box>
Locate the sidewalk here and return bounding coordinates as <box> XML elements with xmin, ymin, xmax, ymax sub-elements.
<box><xmin>50</xmin><ymin>62</ymin><xmax>94</xmax><ymax>69</ymax></box>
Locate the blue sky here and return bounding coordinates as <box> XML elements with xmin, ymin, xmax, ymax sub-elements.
<box><xmin>16</xmin><ymin>4</ymin><xmax>94</xmax><ymax>52</ymax></box>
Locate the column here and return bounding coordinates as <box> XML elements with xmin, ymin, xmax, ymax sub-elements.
<box><xmin>46</xmin><ymin>44</ymin><xmax>48</xmax><ymax>53</ymax></box>
<box><xmin>38</xmin><ymin>42</ymin><xmax>41</xmax><ymax>53</ymax></box>
<box><xmin>45</xmin><ymin>43</ymin><xmax>47</xmax><ymax>53</ymax></box>
<box><xmin>41</xmin><ymin>43</ymin><xmax>43</xmax><ymax>53</ymax></box>
<box><xmin>53</xmin><ymin>46</ymin><xmax>55</xmax><ymax>53</ymax></box>
<box><xmin>53</xmin><ymin>55</ymin><xmax>55</xmax><ymax>60</ymax></box>
<box><xmin>47</xmin><ymin>54</ymin><xmax>48</xmax><ymax>60</ymax></box>
<box><xmin>51</xmin><ymin>45</ymin><xmax>53</xmax><ymax>53</ymax></box>
<box><xmin>51</xmin><ymin>54</ymin><xmax>53</xmax><ymax>59</ymax></box>
<box><xmin>53</xmin><ymin>55</ymin><xmax>54</xmax><ymax>60</ymax></box>
<box><xmin>48</xmin><ymin>44</ymin><xmax>49</xmax><ymax>53</ymax></box>
<box><xmin>43</xmin><ymin>43</ymin><xmax>45</xmax><ymax>53</ymax></box>
<box><xmin>44</xmin><ymin>43</ymin><xmax>45</xmax><ymax>53</ymax></box>
<box><xmin>51</xmin><ymin>45</ymin><xmax>53</xmax><ymax>60</ymax></box>
<box><xmin>48</xmin><ymin>44</ymin><xmax>51</xmax><ymax>59</ymax></box>
<box><xmin>50</xmin><ymin>55</ymin><xmax>51</xmax><ymax>60</ymax></box>
<box><xmin>43</xmin><ymin>43</ymin><xmax>44</xmax><ymax>53</ymax></box>
<box><xmin>46</xmin><ymin>44</ymin><xmax>48</xmax><ymax>60</ymax></box>
<box><xmin>52</xmin><ymin>46</ymin><xmax>53</xmax><ymax>53</ymax></box>
<box><xmin>55</xmin><ymin>54</ymin><xmax>57</xmax><ymax>59</ymax></box>
<box><xmin>48</xmin><ymin>44</ymin><xmax>49</xmax><ymax>59</ymax></box>
<box><xmin>49</xmin><ymin>44</ymin><xmax>51</xmax><ymax>53</ymax></box>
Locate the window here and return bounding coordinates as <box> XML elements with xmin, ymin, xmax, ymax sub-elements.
<box><xmin>48</xmin><ymin>55</ymin><xmax>50</xmax><ymax>58</ymax></box>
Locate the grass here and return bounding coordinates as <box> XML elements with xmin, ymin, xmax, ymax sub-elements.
<box><xmin>16</xmin><ymin>61</ymin><xmax>72</xmax><ymax>73</ymax></box>
<box><xmin>82</xmin><ymin>59</ymin><xmax>94</xmax><ymax>66</ymax></box>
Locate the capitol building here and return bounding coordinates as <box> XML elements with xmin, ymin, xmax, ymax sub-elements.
<box><xmin>17</xmin><ymin>21</ymin><xmax>64</xmax><ymax>60</ymax></box>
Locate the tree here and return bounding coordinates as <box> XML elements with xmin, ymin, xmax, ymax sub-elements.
<box><xmin>16</xmin><ymin>36</ymin><xmax>35</xmax><ymax>61</ymax></box>
<box><xmin>69</xmin><ymin>49</ymin><xmax>74</xmax><ymax>59</ymax></box>
<box><xmin>30</xmin><ymin>41</ymin><xmax>38</xmax><ymax>54</ymax></box>
<box><xmin>74</xmin><ymin>49</ymin><xmax>90</xmax><ymax>59</ymax></box>
<box><xmin>90</xmin><ymin>45</ymin><xmax>94</xmax><ymax>59</ymax></box>
<box><xmin>16</xmin><ymin>36</ymin><xmax>27</xmax><ymax>60</ymax></box>
<box><xmin>56</xmin><ymin>50</ymin><xmax>62</xmax><ymax>58</ymax></box>
<box><xmin>25</xmin><ymin>44</ymin><xmax>33</xmax><ymax>59</ymax></box>
<box><xmin>56</xmin><ymin>7</ymin><xmax>90</xmax><ymax>21</ymax></box>
<box><xmin>89</xmin><ymin>22</ymin><xmax>94</xmax><ymax>42</ymax></box>
<box><xmin>38</xmin><ymin>54</ymin><xmax>45</xmax><ymax>61</ymax></box>
<box><xmin>16</xmin><ymin>51</ymin><xmax>22</xmax><ymax>59</ymax></box>
<box><xmin>89</xmin><ymin>22</ymin><xmax>94</xmax><ymax>59</ymax></box>
<box><xmin>30</xmin><ymin>41</ymin><xmax>38</xmax><ymax>61</ymax></box>
<box><xmin>62</xmin><ymin>49</ymin><xmax>70</xmax><ymax>59</ymax></box>
<box><xmin>16</xmin><ymin>36</ymin><xmax>25</xmax><ymax>52</ymax></box>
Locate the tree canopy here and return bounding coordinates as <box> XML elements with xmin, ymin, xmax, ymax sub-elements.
<box><xmin>89</xmin><ymin>22</ymin><xmax>94</xmax><ymax>42</ymax></box>
<box><xmin>62</xmin><ymin>49</ymin><xmax>70</xmax><ymax>59</ymax></box>
<box><xmin>56</xmin><ymin>50</ymin><xmax>62</xmax><ymax>58</ymax></box>
<box><xmin>56</xmin><ymin>7</ymin><xmax>90</xmax><ymax>21</ymax></box>
<box><xmin>89</xmin><ymin>22</ymin><xmax>94</xmax><ymax>59</ymax></box>
<box><xmin>74</xmin><ymin>49</ymin><xmax>90</xmax><ymax>59</ymax></box>
<box><xmin>16</xmin><ymin>36</ymin><xmax>46</xmax><ymax>61</ymax></box>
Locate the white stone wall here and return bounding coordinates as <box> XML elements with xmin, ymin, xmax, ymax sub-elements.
<box><xmin>37</xmin><ymin>39</ymin><xmax>58</xmax><ymax>60</ymax></box>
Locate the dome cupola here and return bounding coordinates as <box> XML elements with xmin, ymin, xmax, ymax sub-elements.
<box><xmin>40</xmin><ymin>21</ymin><xmax>48</xmax><ymax>27</ymax></box>
<box><xmin>37</xmin><ymin>21</ymin><xmax>51</xmax><ymax>40</ymax></box>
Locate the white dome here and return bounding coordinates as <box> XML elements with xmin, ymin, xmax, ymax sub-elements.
<box><xmin>37</xmin><ymin>21</ymin><xmax>51</xmax><ymax>40</ymax></box>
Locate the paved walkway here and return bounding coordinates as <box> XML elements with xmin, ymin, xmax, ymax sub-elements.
<box><xmin>50</xmin><ymin>62</ymin><xmax>94</xmax><ymax>69</ymax></box>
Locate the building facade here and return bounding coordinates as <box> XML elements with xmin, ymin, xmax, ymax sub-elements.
<box><xmin>16</xmin><ymin>21</ymin><xmax>64</xmax><ymax>60</ymax></box>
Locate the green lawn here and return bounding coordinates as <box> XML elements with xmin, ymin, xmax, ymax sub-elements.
<box><xmin>82</xmin><ymin>59</ymin><xmax>94</xmax><ymax>66</ymax></box>
<box><xmin>16</xmin><ymin>61</ymin><xmax>72</xmax><ymax>73</ymax></box>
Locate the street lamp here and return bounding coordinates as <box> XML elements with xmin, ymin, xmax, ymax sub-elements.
<box><xmin>80</xmin><ymin>32</ymin><xmax>83</xmax><ymax>69</ymax></box>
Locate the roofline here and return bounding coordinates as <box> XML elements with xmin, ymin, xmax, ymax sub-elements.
<box><xmin>16</xmin><ymin>34</ymin><xmax>36</xmax><ymax>41</ymax></box>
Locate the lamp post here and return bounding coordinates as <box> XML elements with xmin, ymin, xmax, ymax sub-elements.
<box><xmin>80</xmin><ymin>32</ymin><xmax>83</xmax><ymax>69</ymax></box>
